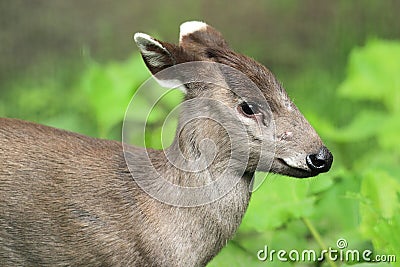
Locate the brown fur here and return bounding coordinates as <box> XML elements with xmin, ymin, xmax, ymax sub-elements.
<box><xmin>0</xmin><ymin>22</ymin><xmax>332</xmax><ymax>266</ymax></box>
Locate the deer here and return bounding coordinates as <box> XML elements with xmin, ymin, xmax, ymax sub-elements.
<box><xmin>0</xmin><ymin>21</ymin><xmax>333</xmax><ymax>266</ymax></box>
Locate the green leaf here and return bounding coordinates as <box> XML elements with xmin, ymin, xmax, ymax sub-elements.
<box><xmin>241</xmin><ymin>176</ymin><xmax>315</xmax><ymax>231</ymax></box>
<box><xmin>338</xmin><ymin>39</ymin><xmax>400</xmax><ymax>113</ymax></box>
<box><xmin>308</xmin><ymin>174</ymin><xmax>334</xmax><ymax>194</ymax></box>
<box><xmin>207</xmin><ymin>242</ymin><xmax>263</xmax><ymax>267</ymax></box>
<box><xmin>326</xmin><ymin>110</ymin><xmax>386</xmax><ymax>143</ymax></box>
<box><xmin>378</xmin><ymin>114</ymin><xmax>400</xmax><ymax>152</ymax></box>
<box><xmin>360</xmin><ymin>169</ymin><xmax>400</xmax><ymax>259</ymax></box>
<box><xmin>81</xmin><ymin>54</ymin><xmax>149</xmax><ymax>137</ymax></box>
<box><xmin>361</xmin><ymin>170</ymin><xmax>400</xmax><ymax>219</ymax></box>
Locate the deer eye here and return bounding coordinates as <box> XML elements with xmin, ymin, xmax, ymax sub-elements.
<box><xmin>238</xmin><ymin>102</ymin><xmax>261</xmax><ymax>118</ymax></box>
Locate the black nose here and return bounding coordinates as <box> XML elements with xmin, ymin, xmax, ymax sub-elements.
<box><xmin>306</xmin><ymin>146</ymin><xmax>333</xmax><ymax>174</ymax></box>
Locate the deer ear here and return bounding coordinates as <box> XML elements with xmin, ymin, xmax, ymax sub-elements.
<box><xmin>134</xmin><ymin>33</ymin><xmax>177</xmax><ymax>75</ymax></box>
<box><xmin>134</xmin><ymin>33</ymin><xmax>188</xmax><ymax>93</ymax></box>
<box><xmin>179</xmin><ymin>21</ymin><xmax>229</xmax><ymax>49</ymax></box>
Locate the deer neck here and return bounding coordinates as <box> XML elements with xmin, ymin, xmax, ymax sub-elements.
<box><xmin>129</xmin><ymin>120</ymin><xmax>254</xmax><ymax>265</ymax></box>
<box><xmin>164</xmin><ymin>116</ymin><xmax>249</xmax><ymax>187</ymax></box>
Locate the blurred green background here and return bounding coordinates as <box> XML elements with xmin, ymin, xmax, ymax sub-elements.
<box><xmin>1</xmin><ymin>1</ymin><xmax>399</xmax><ymax>266</ymax></box>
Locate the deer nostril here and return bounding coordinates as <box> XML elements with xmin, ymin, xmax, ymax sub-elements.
<box><xmin>308</xmin><ymin>155</ymin><xmax>325</xmax><ymax>168</ymax></box>
<box><xmin>306</xmin><ymin>146</ymin><xmax>333</xmax><ymax>174</ymax></box>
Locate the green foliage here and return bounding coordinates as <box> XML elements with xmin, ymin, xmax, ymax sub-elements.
<box><xmin>336</xmin><ymin>40</ymin><xmax>400</xmax><ymax>263</ymax></box>
<box><xmin>241</xmin><ymin>177</ymin><xmax>317</xmax><ymax>231</ymax></box>
<box><xmin>338</xmin><ymin>40</ymin><xmax>400</xmax><ymax>113</ymax></box>
<box><xmin>341</xmin><ymin>39</ymin><xmax>400</xmax><ymax>261</ymax></box>
<box><xmin>80</xmin><ymin>54</ymin><xmax>149</xmax><ymax>138</ymax></box>
<box><xmin>0</xmin><ymin>55</ymin><xmax>149</xmax><ymax>139</ymax></box>
<box><xmin>360</xmin><ymin>170</ymin><xmax>400</xmax><ymax>258</ymax></box>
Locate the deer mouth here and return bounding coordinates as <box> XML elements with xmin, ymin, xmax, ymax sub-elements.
<box><xmin>273</xmin><ymin>158</ymin><xmax>315</xmax><ymax>178</ymax></box>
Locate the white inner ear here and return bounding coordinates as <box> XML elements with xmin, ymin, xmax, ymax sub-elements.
<box><xmin>134</xmin><ymin>33</ymin><xmax>165</xmax><ymax>50</ymax></box>
<box><xmin>179</xmin><ymin>21</ymin><xmax>207</xmax><ymax>43</ymax></box>
<box><xmin>134</xmin><ymin>32</ymin><xmax>172</xmax><ymax>68</ymax></box>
